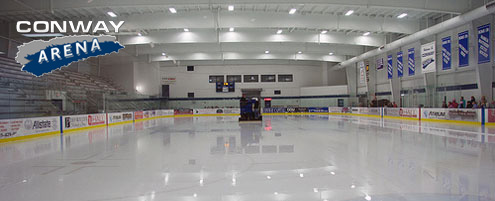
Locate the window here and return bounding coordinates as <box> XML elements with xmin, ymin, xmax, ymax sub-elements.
<box><xmin>278</xmin><ymin>74</ymin><xmax>293</xmax><ymax>82</ymax></box>
<box><xmin>243</xmin><ymin>75</ymin><xmax>259</xmax><ymax>83</ymax></box>
<box><xmin>227</xmin><ymin>75</ymin><xmax>242</xmax><ymax>82</ymax></box>
<box><xmin>209</xmin><ymin>75</ymin><xmax>224</xmax><ymax>83</ymax></box>
<box><xmin>187</xmin><ymin>66</ymin><xmax>194</xmax><ymax>71</ymax></box>
<box><xmin>261</xmin><ymin>75</ymin><xmax>276</xmax><ymax>82</ymax></box>
<box><xmin>187</xmin><ymin>92</ymin><xmax>194</xmax><ymax>98</ymax></box>
<box><xmin>274</xmin><ymin>90</ymin><xmax>281</xmax><ymax>95</ymax></box>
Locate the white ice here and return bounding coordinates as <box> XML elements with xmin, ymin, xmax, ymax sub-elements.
<box><xmin>0</xmin><ymin>115</ymin><xmax>494</xmax><ymax>201</ymax></box>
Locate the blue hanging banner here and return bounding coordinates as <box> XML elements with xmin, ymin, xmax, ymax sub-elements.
<box><xmin>478</xmin><ymin>24</ymin><xmax>490</xmax><ymax>64</ymax></box>
<box><xmin>442</xmin><ymin>36</ymin><xmax>451</xmax><ymax>70</ymax></box>
<box><xmin>408</xmin><ymin>48</ymin><xmax>415</xmax><ymax>76</ymax></box>
<box><xmin>387</xmin><ymin>55</ymin><xmax>393</xmax><ymax>79</ymax></box>
<box><xmin>397</xmin><ymin>51</ymin><xmax>403</xmax><ymax>77</ymax></box>
<box><xmin>458</xmin><ymin>31</ymin><xmax>469</xmax><ymax>67</ymax></box>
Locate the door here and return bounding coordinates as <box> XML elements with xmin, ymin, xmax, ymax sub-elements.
<box><xmin>162</xmin><ymin>85</ymin><xmax>170</xmax><ymax>98</ymax></box>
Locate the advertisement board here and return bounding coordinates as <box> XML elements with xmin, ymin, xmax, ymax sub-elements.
<box><xmin>423</xmin><ymin>108</ymin><xmax>480</xmax><ymax>122</ymax></box>
<box><xmin>263</xmin><ymin>108</ymin><xmax>286</xmax><ymax>113</ymax></box>
<box><xmin>308</xmin><ymin>107</ymin><xmax>329</xmax><ymax>113</ymax></box>
<box><xmin>108</xmin><ymin>112</ymin><xmax>134</xmax><ymax>124</ymax></box>
<box><xmin>357</xmin><ymin>107</ymin><xmax>381</xmax><ymax>116</ymax></box>
<box><xmin>134</xmin><ymin>111</ymin><xmax>144</xmax><ymax>120</ymax></box>
<box><xmin>328</xmin><ymin>107</ymin><xmax>351</xmax><ymax>113</ymax></box>
<box><xmin>63</xmin><ymin>114</ymin><xmax>89</xmax><ymax>130</ymax></box>
<box><xmin>174</xmin><ymin>109</ymin><xmax>193</xmax><ymax>115</ymax></box>
<box><xmin>0</xmin><ymin>116</ymin><xmax>60</xmax><ymax>140</ymax></box>
<box><xmin>383</xmin><ymin>108</ymin><xmax>419</xmax><ymax>119</ymax></box>
<box><xmin>160</xmin><ymin>109</ymin><xmax>175</xmax><ymax>117</ymax></box>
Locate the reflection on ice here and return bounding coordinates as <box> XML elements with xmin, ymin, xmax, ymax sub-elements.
<box><xmin>0</xmin><ymin>115</ymin><xmax>494</xmax><ymax>201</ymax></box>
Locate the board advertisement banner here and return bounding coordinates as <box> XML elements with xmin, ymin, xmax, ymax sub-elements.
<box><xmin>477</xmin><ymin>24</ymin><xmax>490</xmax><ymax>64</ymax></box>
<box><xmin>308</xmin><ymin>107</ymin><xmax>329</xmax><ymax>113</ymax></box>
<box><xmin>134</xmin><ymin>111</ymin><xmax>144</xmax><ymax>120</ymax></box>
<box><xmin>458</xmin><ymin>31</ymin><xmax>469</xmax><ymax>67</ymax></box>
<box><xmin>88</xmin><ymin>114</ymin><xmax>106</xmax><ymax>126</ymax></box>
<box><xmin>108</xmin><ymin>112</ymin><xmax>133</xmax><ymax>124</ymax></box>
<box><xmin>397</xmin><ymin>51</ymin><xmax>403</xmax><ymax>77</ymax></box>
<box><xmin>160</xmin><ymin>109</ymin><xmax>174</xmax><ymax>116</ymax></box>
<box><xmin>328</xmin><ymin>107</ymin><xmax>351</xmax><ymax>113</ymax></box>
<box><xmin>174</xmin><ymin>109</ymin><xmax>193</xmax><ymax>115</ymax></box>
<box><xmin>408</xmin><ymin>48</ymin><xmax>415</xmax><ymax>76</ymax></box>
<box><xmin>399</xmin><ymin>108</ymin><xmax>419</xmax><ymax>118</ymax></box>
<box><xmin>442</xmin><ymin>36</ymin><xmax>452</xmax><ymax>70</ymax></box>
<box><xmin>421</xmin><ymin>108</ymin><xmax>447</xmax><ymax>120</ymax></box>
<box><xmin>0</xmin><ymin>116</ymin><xmax>59</xmax><ymax>140</ymax></box>
<box><xmin>387</xmin><ymin>55</ymin><xmax>393</xmax><ymax>79</ymax></box>
<box><xmin>383</xmin><ymin>108</ymin><xmax>400</xmax><ymax>117</ymax></box>
<box><xmin>421</xmin><ymin>41</ymin><xmax>436</xmax><ymax>73</ymax></box>
<box><xmin>422</xmin><ymin>108</ymin><xmax>480</xmax><ymax>122</ymax></box>
<box><xmin>357</xmin><ymin>107</ymin><xmax>381</xmax><ymax>116</ymax></box>
<box><xmin>263</xmin><ymin>108</ymin><xmax>286</xmax><ymax>113</ymax></box>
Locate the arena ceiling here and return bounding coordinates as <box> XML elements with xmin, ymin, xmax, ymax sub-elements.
<box><xmin>0</xmin><ymin>0</ymin><xmax>483</xmax><ymax>65</ymax></box>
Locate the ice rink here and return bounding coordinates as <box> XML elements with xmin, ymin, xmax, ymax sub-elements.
<box><xmin>1</xmin><ymin>115</ymin><xmax>494</xmax><ymax>201</ymax></box>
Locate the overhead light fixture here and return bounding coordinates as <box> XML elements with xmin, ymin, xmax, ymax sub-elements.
<box><xmin>22</xmin><ymin>33</ymin><xmax>64</xmax><ymax>37</ymax></box>
<box><xmin>320</xmin><ymin>30</ymin><xmax>328</xmax><ymax>34</ymax></box>
<box><xmin>137</xmin><ymin>32</ymin><xmax>142</xmax><ymax>36</ymax></box>
<box><xmin>266</xmin><ymin>175</ymin><xmax>271</xmax><ymax>179</ymax></box>
<box><xmin>229</xmin><ymin>27</ymin><xmax>235</xmax><ymax>32</ymax></box>
<box><xmin>297</xmin><ymin>51</ymin><xmax>302</xmax><ymax>54</ymax></box>
<box><xmin>184</xmin><ymin>28</ymin><xmax>189</xmax><ymax>32</ymax></box>
<box><xmin>265</xmin><ymin>50</ymin><xmax>270</xmax><ymax>54</ymax></box>
<box><xmin>107</xmin><ymin>11</ymin><xmax>117</xmax><ymax>17</ymax></box>
<box><xmin>228</xmin><ymin>5</ymin><xmax>234</xmax><ymax>11</ymax></box>
<box><xmin>193</xmin><ymin>193</ymin><xmax>197</xmax><ymax>198</ymax></box>
<box><xmin>329</xmin><ymin>52</ymin><xmax>334</xmax><ymax>55</ymax></box>
<box><xmin>169</xmin><ymin>8</ymin><xmax>177</xmax><ymax>13</ymax></box>
<box><xmin>289</xmin><ymin>8</ymin><xmax>297</xmax><ymax>14</ymax></box>
<box><xmin>274</xmin><ymin>192</ymin><xmax>278</xmax><ymax>195</ymax></box>
<box><xmin>345</xmin><ymin>10</ymin><xmax>354</xmax><ymax>16</ymax></box>
<box><xmin>397</xmin><ymin>13</ymin><xmax>408</xmax><ymax>18</ymax></box>
<box><xmin>313</xmin><ymin>188</ymin><xmax>318</xmax><ymax>193</ymax></box>
<box><xmin>162</xmin><ymin>52</ymin><xmax>166</xmax><ymax>56</ymax></box>
<box><xmin>276</xmin><ymin>29</ymin><xmax>283</xmax><ymax>34</ymax></box>
<box><xmin>0</xmin><ymin>52</ymin><xmax>4</xmax><ymax>55</ymax></box>
<box><xmin>363</xmin><ymin>32</ymin><xmax>370</xmax><ymax>36</ymax></box>
<box><xmin>299</xmin><ymin>173</ymin><xmax>304</xmax><ymax>177</ymax></box>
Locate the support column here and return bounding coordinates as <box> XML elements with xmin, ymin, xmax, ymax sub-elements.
<box><xmin>346</xmin><ymin>64</ymin><xmax>358</xmax><ymax>106</ymax></box>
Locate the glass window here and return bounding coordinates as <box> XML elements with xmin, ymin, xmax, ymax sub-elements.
<box><xmin>209</xmin><ymin>75</ymin><xmax>224</xmax><ymax>83</ymax></box>
<box><xmin>274</xmin><ymin>90</ymin><xmax>281</xmax><ymax>95</ymax></box>
<box><xmin>187</xmin><ymin>92</ymin><xmax>194</xmax><ymax>98</ymax></box>
<box><xmin>243</xmin><ymin>75</ymin><xmax>259</xmax><ymax>83</ymax></box>
<box><xmin>261</xmin><ymin>75</ymin><xmax>276</xmax><ymax>82</ymax></box>
<box><xmin>278</xmin><ymin>74</ymin><xmax>293</xmax><ymax>82</ymax></box>
<box><xmin>227</xmin><ymin>75</ymin><xmax>242</xmax><ymax>82</ymax></box>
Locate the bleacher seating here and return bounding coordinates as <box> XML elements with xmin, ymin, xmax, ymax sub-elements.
<box><xmin>0</xmin><ymin>56</ymin><xmax>127</xmax><ymax>119</ymax></box>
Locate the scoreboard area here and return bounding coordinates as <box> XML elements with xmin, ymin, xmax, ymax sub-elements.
<box><xmin>216</xmin><ymin>82</ymin><xmax>235</xmax><ymax>93</ymax></box>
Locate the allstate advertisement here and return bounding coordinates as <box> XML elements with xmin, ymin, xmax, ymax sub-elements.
<box><xmin>0</xmin><ymin>116</ymin><xmax>59</xmax><ymax>140</ymax></box>
<box><xmin>387</xmin><ymin>55</ymin><xmax>393</xmax><ymax>79</ymax></box>
<box><xmin>397</xmin><ymin>51</ymin><xmax>403</xmax><ymax>77</ymax></box>
<box><xmin>421</xmin><ymin>41</ymin><xmax>436</xmax><ymax>73</ymax></box>
<box><xmin>477</xmin><ymin>24</ymin><xmax>490</xmax><ymax>64</ymax></box>
<box><xmin>458</xmin><ymin>31</ymin><xmax>469</xmax><ymax>67</ymax></box>
<box><xmin>442</xmin><ymin>36</ymin><xmax>451</xmax><ymax>70</ymax></box>
<box><xmin>408</xmin><ymin>48</ymin><xmax>415</xmax><ymax>76</ymax></box>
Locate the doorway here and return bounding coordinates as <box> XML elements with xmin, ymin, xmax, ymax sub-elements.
<box><xmin>161</xmin><ymin>85</ymin><xmax>170</xmax><ymax>98</ymax></box>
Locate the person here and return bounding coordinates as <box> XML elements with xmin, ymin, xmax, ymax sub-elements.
<box><xmin>451</xmin><ymin>98</ymin><xmax>458</xmax><ymax>108</ymax></box>
<box><xmin>448</xmin><ymin>101</ymin><xmax>453</xmax><ymax>108</ymax></box>
<box><xmin>472</xmin><ymin>101</ymin><xmax>478</xmax><ymax>108</ymax></box>
<box><xmin>392</xmin><ymin>102</ymin><xmax>398</xmax><ymax>108</ymax></box>
<box><xmin>480</xmin><ymin>96</ymin><xmax>487</xmax><ymax>108</ymax></box>
<box><xmin>466</xmin><ymin>100</ymin><xmax>473</xmax><ymax>108</ymax></box>
<box><xmin>490</xmin><ymin>101</ymin><xmax>495</xmax><ymax>108</ymax></box>
<box><xmin>442</xmin><ymin>101</ymin><xmax>448</xmax><ymax>108</ymax></box>
<box><xmin>459</xmin><ymin>96</ymin><xmax>466</xmax><ymax>108</ymax></box>
<box><xmin>470</xmin><ymin>96</ymin><xmax>476</xmax><ymax>105</ymax></box>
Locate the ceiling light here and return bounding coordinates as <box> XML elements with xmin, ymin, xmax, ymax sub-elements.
<box><xmin>274</xmin><ymin>192</ymin><xmax>278</xmax><ymax>195</ymax></box>
<box><xmin>137</xmin><ymin>32</ymin><xmax>142</xmax><ymax>36</ymax></box>
<box><xmin>276</xmin><ymin>29</ymin><xmax>283</xmax><ymax>34</ymax></box>
<box><xmin>162</xmin><ymin>52</ymin><xmax>166</xmax><ymax>56</ymax></box>
<box><xmin>22</xmin><ymin>33</ymin><xmax>64</xmax><ymax>37</ymax></box>
<box><xmin>0</xmin><ymin>52</ymin><xmax>4</xmax><ymax>55</ymax></box>
<box><xmin>193</xmin><ymin>193</ymin><xmax>197</xmax><ymax>197</ymax></box>
<box><xmin>229</xmin><ymin>27</ymin><xmax>235</xmax><ymax>32</ymax></box>
<box><xmin>107</xmin><ymin>11</ymin><xmax>117</xmax><ymax>17</ymax></box>
<box><xmin>297</xmin><ymin>51</ymin><xmax>302</xmax><ymax>54</ymax></box>
<box><xmin>313</xmin><ymin>188</ymin><xmax>318</xmax><ymax>193</ymax></box>
<box><xmin>365</xmin><ymin>195</ymin><xmax>372</xmax><ymax>200</ymax></box>
<box><xmin>265</xmin><ymin>50</ymin><xmax>270</xmax><ymax>54</ymax></box>
<box><xmin>363</xmin><ymin>32</ymin><xmax>370</xmax><ymax>36</ymax></box>
<box><xmin>350</xmin><ymin>184</ymin><xmax>356</xmax><ymax>188</ymax></box>
<box><xmin>169</xmin><ymin>8</ymin><xmax>177</xmax><ymax>13</ymax></box>
<box><xmin>266</xmin><ymin>175</ymin><xmax>271</xmax><ymax>179</ymax></box>
<box><xmin>397</xmin><ymin>13</ymin><xmax>408</xmax><ymax>18</ymax></box>
<box><xmin>321</xmin><ymin>30</ymin><xmax>328</xmax><ymax>34</ymax></box>
<box><xmin>345</xmin><ymin>10</ymin><xmax>354</xmax><ymax>16</ymax></box>
<box><xmin>228</xmin><ymin>5</ymin><xmax>234</xmax><ymax>11</ymax></box>
<box><xmin>330</xmin><ymin>171</ymin><xmax>336</xmax><ymax>175</ymax></box>
<box><xmin>299</xmin><ymin>173</ymin><xmax>304</xmax><ymax>177</ymax></box>
<box><xmin>329</xmin><ymin>52</ymin><xmax>334</xmax><ymax>56</ymax></box>
<box><xmin>289</xmin><ymin>8</ymin><xmax>297</xmax><ymax>14</ymax></box>
<box><xmin>184</xmin><ymin>28</ymin><xmax>189</xmax><ymax>32</ymax></box>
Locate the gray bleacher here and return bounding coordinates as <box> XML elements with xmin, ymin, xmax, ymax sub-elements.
<box><xmin>0</xmin><ymin>56</ymin><xmax>127</xmax><ymax>119</ymax></box>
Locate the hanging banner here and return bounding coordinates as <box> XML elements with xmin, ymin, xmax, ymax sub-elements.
<box><xmin>387</xmin><ymin>55</ymin><xmax>393</xmax><ymax>79</ymax></box>
<box><xmin>421</xmin><ymin>41</ymin><xmax>436</xmax><ymax>74</ymax></box>
<box><xmin>397</xmin><ymin>51</ymin><xmax>403</xmax><ymax>77</ymax></box>
<box><xmin>477</xmin><ymin>24</ymin><xmax>490</xmax><ymax>64</ymax></box>
<box><xmin>377</xmin><ymin>58</ymin><xmax>384</xmax><ymax>70</ymax></box>
<box><xmin>458</xmin><ymin>31</ymin><xmax>469</xmax><ymax>67</ymax></box>
<box><xmin>442</xmin><ymin>36</ymin><xmax>452</xmax><ymax>70</ymax></box>
<box><xmin>408</xmin><ymin>48</ymin><xmax>415</xmax><ymax>76</ymax></box>
<box><xmin>358</xmin><ymin>61</ymin><xmax>365</xmax><ymax>84</ymax></box>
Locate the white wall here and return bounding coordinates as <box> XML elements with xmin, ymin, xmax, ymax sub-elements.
<box><xmin>161</xmin><ymin>64</ymin><xmax>324</xmax><ymax>98</ymax></box>
<box><xmin>100</xmin><ymin>54</ymin><xmax>135</xmax><ymax>94</ymax></box>
<box><xmin>134</xmin><ymin>61</ymin><xmax>160</xmax><ymax>96</ymax></box>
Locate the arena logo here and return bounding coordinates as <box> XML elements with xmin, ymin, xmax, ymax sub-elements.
<box><xmin>15</xmin><ymin>21</ymin><xmax>125</xmax><ymax>77</ymax></box>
